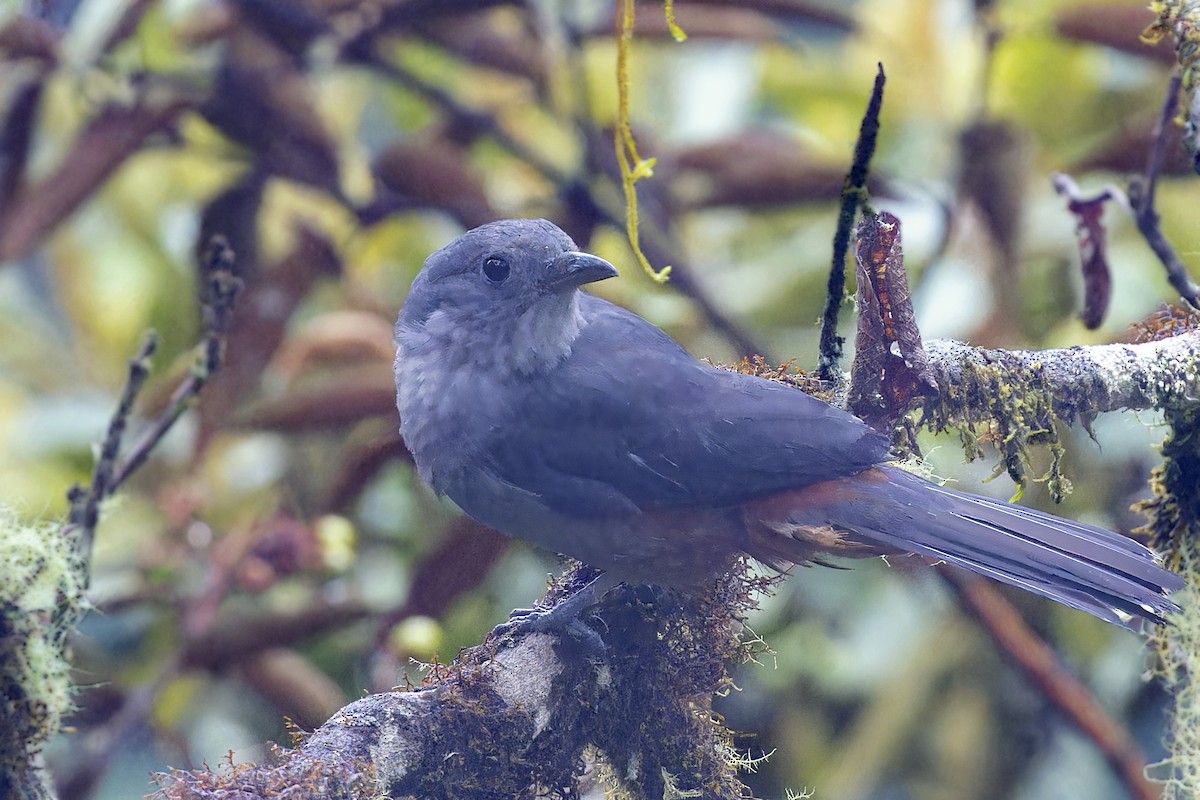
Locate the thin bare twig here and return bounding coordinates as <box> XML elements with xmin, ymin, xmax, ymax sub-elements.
<box><xmin>66</xmin><ymin>237</ymin><xmax>242</xmax><ymax>584</ymax></box>
<box><xmin>818</xmin><ymin>62</ymin><xmax>886</xmax><ymax>382</ymax></box>
<box><xmin>67</xmin><ymin>332</ymin><xmax>158</xmax><ymax>564</ymax></box>
<box><xmin>1128</xmin><ymin>72</ymin><xmax>1200</xmax><ymax>309</ymax></box>
<box><xmin>108</xmin><ymin>237</ymin><xmax>242</xmax><ymax>488</ymax></box>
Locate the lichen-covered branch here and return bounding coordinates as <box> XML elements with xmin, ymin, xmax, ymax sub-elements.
<box><xmin>925</xmin><ymin>328</ymin><xmax>1199</xmax><ymax>438</ymax></box>
<box><xmin>918</xmin><ymin>330</ymin><xmax>1198</xmax><ymax>497</ymax></box>
<box><xmin>301</xmin><ymin>634</ymin><xmax>576</xmax><ymax>798</ymax></box>
<box><xmin>0</xmin><ymin>513</ymin><xmax>85</xmax><ymax>800</ymax></box>
<box><xmin>154</xmin><ymin>567</ymin><xmax>768</xmax><ymax>800</ymax></box>
<box><xmin>839</xmin><ymin>317</ymin><xmax>1198</xmax><ymax>499</ymax></box>
<box><xmin>924</xmin><ymin>330</ymin><xmax>1200</xmax><ymax>427</ymax></box>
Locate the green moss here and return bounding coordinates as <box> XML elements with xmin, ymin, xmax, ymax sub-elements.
<box><xmin>0</xmin><ymin>508</ymin><xmax>88</xmax><ymax>796</ymax></box>
<box><xmin>1133</xmin><ymin>384</ymin><xmax>1200</xmax><ymax>799</ymax></box>
<box><xmin>923</xmin><ymin>351</ymin><xmax>1102</xmax><ymax>502</ymax></box>
<box><xmin>388</xmin><ymin>562</ymin><xmax>765</xmax><ymax>799</ymax></box>
<box><xmin>154</xmin><ymin>746</ymin><xmax>377</xmax><ymax>800</ymax></box>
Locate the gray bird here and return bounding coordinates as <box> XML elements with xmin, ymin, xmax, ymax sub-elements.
<box><xmin>394</xmin><ymin>218</ymin><xmax>1182</xmax><ymax>628</ymax></box>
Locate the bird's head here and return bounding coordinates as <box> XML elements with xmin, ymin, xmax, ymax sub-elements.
<box><xmin>396</xmin><ymin>218</ymin><xmax>618</xmax><ymax>372</ymax></box>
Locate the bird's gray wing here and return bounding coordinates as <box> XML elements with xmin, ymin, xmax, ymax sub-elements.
<box><xmin>486</xmin><ymin>294</ymin><xmax>890</xmax><ymax>517</ymax></box>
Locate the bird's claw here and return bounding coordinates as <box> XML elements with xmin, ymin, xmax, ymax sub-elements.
<box><xmin>489</xmin><ymin>572</ymin><xmax>620</xmax><ymax>658</ymax></box>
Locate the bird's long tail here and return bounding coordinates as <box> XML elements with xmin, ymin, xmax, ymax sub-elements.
<box><xmin>749</xmin><ymin>466</ymin><xmax>1184</xmax><ymax>628</ymax></box>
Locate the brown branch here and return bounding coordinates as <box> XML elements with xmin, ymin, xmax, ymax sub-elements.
<box><xmin>0</xmin><ymin>79</ymin><xmax>199</xmax><ymax>261</ymax></box>
<box><xmin>941</xmin><ymin>570</ymin><xmax>1161</xmax><ymax>800</ymax></box>
<box><xmin>239</xmin><ymin>648</ymin><xmax>350</xmax><ymax>730</ymax></box>
<box><xmin>182</xmin><ymin>598</ymin><xmax>373</xmax><ymax>671</ymax></box>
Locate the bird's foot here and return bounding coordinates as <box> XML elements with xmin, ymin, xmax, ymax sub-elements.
<box><xmin>492</xmin><ymin>571</ymin><xmax>621</xmax><ymax>657</ymax></box>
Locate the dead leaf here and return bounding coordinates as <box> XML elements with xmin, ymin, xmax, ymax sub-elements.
<box><xmin>848</xmin><ymin>212</ymin><xmax>938</xmax><ymax>428</ymax></box>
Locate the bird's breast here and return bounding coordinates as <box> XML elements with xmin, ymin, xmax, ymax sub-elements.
<box><xmin>394</xmin><ymin>326</ymin><xmax>521</xmax><ymax>489</ymax></box>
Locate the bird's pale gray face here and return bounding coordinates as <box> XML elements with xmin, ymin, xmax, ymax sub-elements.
<box><xmin>397</xmin><ymin>219</ymin><xmax>617</xmax><ymax>331</ymax></box>
<box><xmin>395</xmin><ymin>218</ymin><xmax>620</xmax><ymax>388</ymax></box>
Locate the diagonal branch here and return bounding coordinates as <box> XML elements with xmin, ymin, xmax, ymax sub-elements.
<box><xmin>1128</xmin><ymin>72</ymin><xmax>1200</xmax><ymax>309</ymax></box>
<box><xmin>941</xmin><ymin>570</ymin><xmax>1162</xmax><ymax>800</ymax></box>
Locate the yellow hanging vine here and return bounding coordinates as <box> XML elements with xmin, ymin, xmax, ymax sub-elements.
<box><xmin>614</xmin><ymin>0</ymin><xmax>686</xmax><ymax>284</ymax></box>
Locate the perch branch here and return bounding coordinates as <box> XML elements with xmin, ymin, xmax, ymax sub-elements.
<box><xmin>154</xmin><ymin>570</ymin><xmax>762</xmax><ymax>800</ymax></box>
<box><xmin>147</xmin><ymin>324</ymin><xmax>1199</xmax><ymax>798</ymax></box>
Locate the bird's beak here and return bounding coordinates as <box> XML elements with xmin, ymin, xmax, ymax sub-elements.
<box><xmin>544</xmin><ymin>251</ymin><xmax>618</xmax><ymax>291</ymax></box>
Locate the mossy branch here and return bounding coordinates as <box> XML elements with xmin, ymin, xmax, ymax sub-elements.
<box><xmin>0</xmin><ymin>513</ymin><xmax>86</xmax><ymax>800</ymax></box>
<box><xmin>922</xmin><ymin>332</ymin><xmax>1199</xmax><ymax>427</ymax></box>
<box><xmin>915</xmin><ymin>332</ymin><xmax>1198</xmax><ymax>498</ymax></box>
<box><xmin>153</xmin><ymin>566</ymin><xmax>771</xmax><ymax>800</ymax></box>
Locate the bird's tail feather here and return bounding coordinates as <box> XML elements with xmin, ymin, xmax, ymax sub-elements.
<box><xmin>871</xmin><ymin>467</ymin><xmax>1183</xmax><ymax>627</ymax></box>
<box><xmin>770</xmin><ymin>466</ymin><xmax>1184</xmax><ymax>628</ymax></box>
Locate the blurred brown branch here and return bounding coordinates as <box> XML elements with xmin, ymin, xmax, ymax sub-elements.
<box><xmin>942</xmin><ymin>570</ymin><xmax>1162</xmax><ymax>800</ymax></box>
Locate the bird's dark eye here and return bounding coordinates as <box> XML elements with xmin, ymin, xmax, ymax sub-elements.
<box><xmin>483</xmin><ymin>256</ymin><xmax>510</xmax><ymax>283</ymax></box>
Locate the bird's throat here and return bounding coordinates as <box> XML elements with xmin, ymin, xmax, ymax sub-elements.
<box><xmin>508</xmin><ymin>292</ymin><xmax>585</xmax><ymax>373</ymax></box>
<box><xmin>394</xmin><ymin>291</ymin><xmax>586</xmax><ymax>488</ymax></box>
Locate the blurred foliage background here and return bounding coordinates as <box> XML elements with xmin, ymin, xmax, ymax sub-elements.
<box><xmin>0</xmin><ymin>0</ymin><xmax>1197</xmax><ymax>797</ymax></box>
